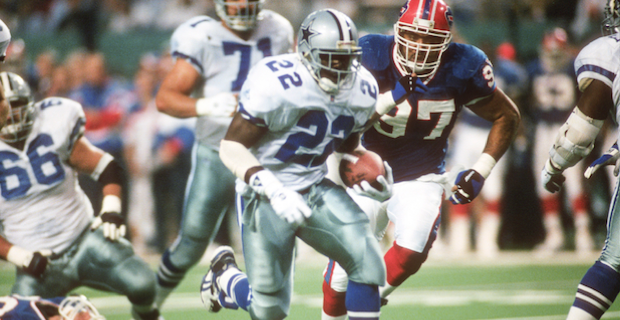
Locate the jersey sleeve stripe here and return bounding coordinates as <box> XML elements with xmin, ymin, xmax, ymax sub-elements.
<box><xmin>239</xmin><ymin>103</ymin><xmax>267</xmax><ymax>127</ymax></box>
<box><xmin>68</xmin><ymin>117</ymin><xmax>85</xmax><ymax>151</ymax></box>
<box><xmin>172</xmin><ymin>51</ymin><xmax>204</xmax><ymax>74</ymax></box>
<box><xmin>577</xmin><ymin>64</ymin><xmax>616</xmax><ymax>83</ymax></box>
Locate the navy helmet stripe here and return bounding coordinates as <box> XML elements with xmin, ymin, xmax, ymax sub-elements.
<box><xmin>326</xmin><ymin>9</ymin><xmax>345</xmax><ymax>41</ymax></box>
<box><xmin>422</xmin><ymin>0</ymin><xmax>433</xmax><ymax>19</ymax></box>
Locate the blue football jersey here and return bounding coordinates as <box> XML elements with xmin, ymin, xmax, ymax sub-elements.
<box><xmin>359</xmin><ymin>34</ymin><xmax>496</xmax><ymax>182</ymax></box>
<box><xmin>0</xmin><ymin>295</ymin><xmax>64</xmax><ymax>319</ymax></box>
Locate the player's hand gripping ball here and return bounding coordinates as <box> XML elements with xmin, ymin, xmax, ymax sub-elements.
<box><xmin>339</xmin><ymin>150</ymin><xmax>386</xmax><ymax>191</ymax></box>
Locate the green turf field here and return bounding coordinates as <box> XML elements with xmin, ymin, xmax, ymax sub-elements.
<box><xmin>2</xmin><ymin>251</ymin><xmax>619</xmax><ymax>320</ymax></box>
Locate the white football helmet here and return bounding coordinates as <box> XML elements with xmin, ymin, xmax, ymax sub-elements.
<box><xmin>0</xmin><ymin>19</ymin><xmax>11</xmax><ymax>62</ymax></box>
<box><xmin>393</xmin><ymin>0</ymin><xmax>453</xmax><ymax>79</ymax></box>
<box><xmin>58</xmin><ymin>295</ymin><xmax>105</xmax><ymax>320</ymax></box>
<box><xmin>297</xmin><ymin>9</ymin><xmax>362</xmax><ymax>93</ymax></box>
<box><xmin>215</xmin><ymin>0</ymin><xmax>264</xmax><ymax>32</ymax></box>
<box><xmin>603</xmin><ymin>0</ymin><xmax>620</xmax><ymax>35</ymax></box>
<box><xmin>0</xmin><ymin>72</ymin><xmax>35</xmax><ymax>143</ymax></box>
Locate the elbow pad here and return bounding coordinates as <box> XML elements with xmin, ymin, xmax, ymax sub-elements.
<box><xmin>549</xmin><ymin>107</ymin><xmax>604</xmax><ymax>170</ymax></box>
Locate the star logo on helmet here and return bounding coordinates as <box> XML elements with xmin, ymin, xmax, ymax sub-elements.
<box><xmin>300</xmin><ymin>21</ymin><xmax>318</xmax><ymax>45</ymax></box>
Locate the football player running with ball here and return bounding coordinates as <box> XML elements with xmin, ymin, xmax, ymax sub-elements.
<box><xmin>0</xmin><ymin>72</ymin><xmax>161</xmax><ymax>320</ymax></box>
<box><xmin>153</xmin><ymin>0</ymin><xmax>294</xmax><ymax>308</ymax></box>
<box><xmin>320</xmin><ymin>0</ymin><xmax>521</xmax><ymax>318</ymax></box>
<box><xmin>541</xmin><ymin>1</ymin><xmax>620</xmax><ymax>319</ymax></box>
<box><xmin>202</xmin><ymin>9</ymin><xmax>388</xmax><ymax>320</ymax></box>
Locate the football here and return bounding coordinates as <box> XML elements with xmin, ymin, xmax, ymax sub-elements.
<box><xmin>339</xmin><ymin>150</ymin><xmax>386</xmax><ymax>190</ymax></box>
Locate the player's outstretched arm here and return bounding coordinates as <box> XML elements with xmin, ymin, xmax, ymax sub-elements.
<box><xmin>69</xmin><ymin>136</ymin><xmax>127</xmax><ymax>241</ymax></box>
<box><xmin>542</xmin><ymin>79</ymin><xmax>612</xmax><ymax>192</ymax></box>
<box><xmin>450</xmin><ymin>88</ymin><xmax>520</xmax><ymax>204</ymax></box>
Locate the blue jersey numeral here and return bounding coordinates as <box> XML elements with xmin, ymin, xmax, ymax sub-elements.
<box><xmin>0</xmin><ymin>133</ymin><xmax>65</xmax><ymax>200</ymax></box>
<box><xmin>275</xmin><ymin>111</ymin><xmax>354</xmax><ymax>167</ymax></box>
<box><xmin>223</xmin><ymin>38</ymin><xmax>272</xmax><ymax>91</ymax></box>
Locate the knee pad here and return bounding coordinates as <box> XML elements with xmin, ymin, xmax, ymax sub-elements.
<box><xmin>115</xmin><ymin>258</ymin><xmax>157</xmax><ymax>306</ymax></box>
<box><xmin>384</xmin><ymin>243</ymin><xmax>427</xmax><ymax>286</ymax></box>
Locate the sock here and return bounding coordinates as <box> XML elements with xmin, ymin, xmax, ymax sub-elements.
<box><xmin>345</xmin><ymin>280</ymin><xmax>380</xmax><ymax>320</ymax></box>
<box><xmin>155</xmin><ymin>249</ymin><xmax>185</xmax><ymax>307</ymax></box>
<box><xmin>567</xmin><ymin>261</ymin><xmax>620</xmax><ymax>320</ymax></box>
<box><xmin>384</xmin><ymin>243</ymin><xmax>426</xmax><ymax>286</ymax></box>
<box><xmin>322</xmin><ymin>280</ymin><xmax>347</xmax><ymax>319</ymax></box>
<box><xmin>218</xmin><ymin>268</ymin><xmax>250</xmax><ymax>311</ymax></box>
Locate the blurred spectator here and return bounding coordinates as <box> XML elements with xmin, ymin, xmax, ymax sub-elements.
<box><xmin>124</xmin><ymin>53</ymin><xmax>194</xmax><ymax>255</ymax></box>
<box><xmin>46</xmin><ymin>64</ymin><xmax>72</xmax><ymax>98</ymax></box>
<box><xmin>527</xmin><ymin>27</ymin><xmax>593</xmax><ymax>255</ymax></box>
<box><xmin>29</xmin><ymin>48</ymin><xmax>58</xmax><ymax>100</ymax></box>
<box><xmin>55</xmin><ymin>0</ymin><xmax>101</xmax><ymax>51</ymax></box>
<box><xmin>68</xmin><ymin>51</ymin><xmax>132</xmax><ymax>213</ymax></box>
<box><xmin>2</xmin><ymin>38</ymin><xmax>27</xmax><ymax>75</ymax></box>
<box><xmin>63</xmin><ymin>48</ymin><xmax>87</xmax><ymax>92</ymax></box>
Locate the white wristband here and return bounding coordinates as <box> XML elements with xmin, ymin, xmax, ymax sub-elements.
<box><xmin>7</xmin><ymin>245</ymin><xmax>32</xmax><ymax>267</ymax></box>
<box><xmin>375</xmin><ymin>92</ymin><xmax>397</xmax><ymax>116</ymax></box>
<box><xmin>90</xmin><ymin>153</ymin><xmax>114</xmax><ymax>181</ymax></box>
<box><xmin>101</xmin><ymin>195</ymin><xmax>122</xmax><ymax>213</ymax></box>
<box><xmin>471</xmin><ymin>153</ymin><xmax>497</xmax><ymax>179</ymax></box>
<box><xmin>196</xmin><ymin>98</ymin><xmax>212</xmax><ymax>116</ymax></box>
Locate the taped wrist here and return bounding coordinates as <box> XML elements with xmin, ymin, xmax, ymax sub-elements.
<box><xmin>7</xmin><ymin>245</ymin><xmax>32</xmax><ymax>267</ymax></box>
<box><xmin>220</xmin><ymin>139</ymin><xmax>261</xmax><ymax>180</ymax></box>
<box><xmin>471</xmin><ymin>153</ymin><xmax>497</xmax><ymax>179</ymax></box>
<box><xmin>93</xmin><ymin>154</ymin><xmax>125</xmax><ymax>187</ymax></box>
<box><xmin>101</xmin><ymin>195</ymin><xmax>122</xmax><ymax>214</ymax></box>
<box><xmin>376</xmin><ymin>92</ymin><xmax>397</xmax><ymax>116</ymax></box>
<box><xmin>550</xmin><ymin>107</ymin><xmax>603</xmax><ymax>169</ymax></box>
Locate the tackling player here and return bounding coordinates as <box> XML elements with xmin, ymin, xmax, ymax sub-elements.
<box><xmin>0</xmin><ymin>295</ymin><xmax>104</xmax><ymax>320</ymax></box>
<box><xmin>202</xmin><ymin>9</ymin><xmax>387</xmax><ymax>320</ymax></box>
<box><xmin>0</xmin><ymin>72</ymin><xmax>161</xmax><ymax>320</ymax></box>
<box><xmin>320</xmin><ymin>0</ymin><xmax>521</xmax><ymax>318</ymax></box>
<box><xmin>541</xmin><ymin>0</ymin><xmax>620</xmax><ymax>318</ymax></box>
<box><xmin>153</xmin><ymin>0</ymin><xmax>294</xmax><ymax>308</ymax></box>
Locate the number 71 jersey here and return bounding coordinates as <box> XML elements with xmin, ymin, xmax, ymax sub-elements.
<box><xmin>0</xmin><ymin>97</ymin><xmax>93</xmax><ymax>253</ymax></box>
<box><xmin>359</xmin><ymin>34</ymin><xmax>497</xmax><ymax>182</ymax></box>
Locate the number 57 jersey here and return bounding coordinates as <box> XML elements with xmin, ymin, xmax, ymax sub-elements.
<box><xmin>0</xmin><ymin>97</ymin><xmax>93</xmax><ymax>253</ymax></box>
<box><xmin>238</xmin><ymin>53</ymin><xmax>378</xmax><ymax>192</ymax></box>
<box><xmin>359</xmin><ymin>34</ymin><xmax>497</xmax><ymax>182</ymax></box>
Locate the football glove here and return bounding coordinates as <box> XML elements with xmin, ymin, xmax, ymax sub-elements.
<box><xmin>391</xmin><ymin>75</ymin><xmax>428</xmax><ymax>104</ymax></box>
<box><xmin>542</xmin><ymin>159</ymin><xmax>565</xmax><ymax>193</ymax></box>
<box><xmin>352</xmin><ymin>161</ymin><xmax>394</xmax><ymax>202</ymax></box>
<box><xmin>249</xmin><ymin>170</ymin><xmax>312</xmax><ymax>228</ymax></box>
<box><xmin>584</xmin><ymin>142</ymin><xmax>620</xmax><ymax>179</ymax></box>
<box><xmin>449</xmin><ymin>169</ymin><xmax>485</xmax><ymax>204</ymax></box>
<box><xmin>6</xmin><ymin>246</ymin><xmax>51</xmax><ymax>278</ymax></box>
<box><xmin>91</xmin><ymin>211</ymin><xmax>126</xmax><ymax>241</ymax></box>
<box><xmin>196</xmin><ymin>92</ymin><xmax>237</xmax><ymax>117</ymax></box>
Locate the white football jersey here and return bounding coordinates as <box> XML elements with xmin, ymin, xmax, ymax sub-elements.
<box><xmin>170</xmin><ymin>10</ymin><xmax>294</xmax><ymax>148</ymax></box>
<box><xmin>574</xmin><ymin>33</ymin><xmax>620</xmax><ymax>91</ymax></box>
<box><xmin>239</xmin><ymin>53</ymin><xmax>378</xmax><ymax>191</ymax></box>
<box><xmin>0</xmin><ymin>97</ymin><xmax>93</xmax><ymax>253</ymax></box>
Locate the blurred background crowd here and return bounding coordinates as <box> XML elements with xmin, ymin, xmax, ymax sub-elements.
<box><xmin>0</xmin><ymin>0</ymin><xmax>613</xmax><ymax>259</ymax></box>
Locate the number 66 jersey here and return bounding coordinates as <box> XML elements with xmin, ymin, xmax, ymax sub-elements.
<box><xmin>0</xmin><ymin>97</ymin><xmax>93</xmax><ymax>254</ymax></box>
